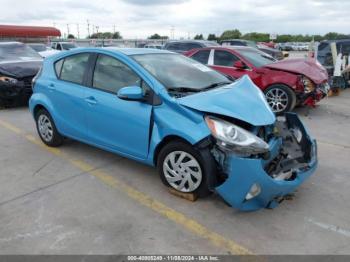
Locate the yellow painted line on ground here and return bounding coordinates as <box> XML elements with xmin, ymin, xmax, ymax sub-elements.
<box><xmin>0</xmin><ymin>118</ymin><xmax>253</xmax><ymax>255</ymax></box>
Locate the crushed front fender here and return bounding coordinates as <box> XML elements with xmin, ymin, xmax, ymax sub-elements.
<box><xmin>215</xmin><ymin>113</ymin><xmax>318</xmax><ymax>211</ymax></box>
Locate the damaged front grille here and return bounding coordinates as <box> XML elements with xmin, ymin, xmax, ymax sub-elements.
<box><xmin>264</xmin><ymin>115</ymin><xmax>313</xmax><ymax>180</ymax></box>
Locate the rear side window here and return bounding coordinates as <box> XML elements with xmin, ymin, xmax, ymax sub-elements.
<box><xmin>214</xmin><ymin>50</ymin><xmax>239</xmax><ymax>67</ymax></box>
<box><xmin>191</xmin><ymin>50</ymin><xmax>210</xmax><ymax>64</ymax></box>
<box><xmin>60</xmin><ymin>53</ymin><xmax>90</xmax><ymax>84</ymax></box>
<box><xmin>93</xmin><ymin>54</ymin><xmax>141</xmax><ymax>93</ymax></box>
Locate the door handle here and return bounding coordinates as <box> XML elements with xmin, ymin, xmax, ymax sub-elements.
<box><xmin>48</xmin><ymin>83</ymin><xmax>55</xmax><ymax>91</ymax></box>
<box><xmin>85</xmin><ymin>96</ymin><xmax>97</xmax><ymax>105</ymax></box>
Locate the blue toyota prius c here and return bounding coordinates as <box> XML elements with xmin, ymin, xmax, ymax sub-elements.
<box><xmin>29</xmin><ymin>48</ymin><xmax>318</xmax><ymax>211</ymax></box>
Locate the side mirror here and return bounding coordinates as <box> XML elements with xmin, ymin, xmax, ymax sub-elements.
<box><xmin>117</xmin><ymin>86</ymin><xmax>144</xmax><ymax>101</ymax></box>
<box><xmin>283</xmin><ymin>52</ymin><xmax>289</xmax><ymax>58</ymax></box>
<box><xmin>233</xmin><ymin>60</ymin><xmax>246</xmax><ymax>69</ymax></box>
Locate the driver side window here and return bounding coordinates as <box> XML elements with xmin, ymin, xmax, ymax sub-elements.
<box><xmin>93</xmin><ymin>54</ymin><xmax>144</xmax><ymax>94</ymax></box>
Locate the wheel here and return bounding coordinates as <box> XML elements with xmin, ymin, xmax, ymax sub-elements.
<box><xmin>264</xmin><ymin>84</ymin><xmax>296</xmax><ymax>114</ymax></box>
<box><xmin>157</xmin><ymin>140</ymin><xmax>214</xmax><ymax>197</ymax></box>
<box><xmin>35</xmin><ymin>109</ymin><xmax>63</xmax><ymax>147</ymax></box>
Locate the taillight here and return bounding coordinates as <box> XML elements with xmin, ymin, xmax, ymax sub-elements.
<box><xmin>32</xmin><ymin>66</ymin><xmax>42</xmax><ymax>90</ymax></box>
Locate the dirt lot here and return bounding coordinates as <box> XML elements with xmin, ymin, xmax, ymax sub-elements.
<box><xmin>0</xmin><ymin>90</ymin><xmax>349</xmax><ymax>255</ymax></box>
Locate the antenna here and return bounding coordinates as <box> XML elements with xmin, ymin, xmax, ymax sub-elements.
<box><xmin>77</xmin><ymin>23</ymin><xmax>80</xmax><ymax>39</ymax></box>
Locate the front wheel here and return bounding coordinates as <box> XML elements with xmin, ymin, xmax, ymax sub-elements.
<box><xmin>264</xmin><ymin>85</ymin><xmax>296</xmax><ymax>114</ymax></box>
<box><xmin>157</xmin><ymin>140</ymin><xmax>214</xmax><ymax>197</ymax></box>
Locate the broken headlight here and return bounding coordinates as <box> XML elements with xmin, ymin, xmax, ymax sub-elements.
<box><xmin>0</xmin><ymin>76</ymin><xmax>18</xmax><ymax>84</ymax></box>
<box><xmin>301</xmin><ymin>76</ymin><xmax>315</xmax><ymax>93</ymax></box>
<box><xmin>205</xmin><ymin>116</ymin><xmax>269</xmax><ymax>154</ymax></box>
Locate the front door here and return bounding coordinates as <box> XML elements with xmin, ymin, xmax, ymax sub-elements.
<box><xmin>84</xmin><ymin>54</ymin><xmax>152</xmax><ymax>159</ymax></box>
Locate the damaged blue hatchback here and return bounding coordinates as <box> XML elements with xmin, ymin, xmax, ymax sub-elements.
<box><xmin>29</xmin><ymin>48</ymin><xmax>317</xmax><ymax>211</ymax></box>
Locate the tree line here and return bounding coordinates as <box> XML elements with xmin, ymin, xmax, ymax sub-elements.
<box><xmin>196</xmin><ymin>30</ymin><xmax>350</xmax><ymax>42</ymax></box>
<box><xmin>67</xmin><ymin>29</ymin><xmax>350</xmax><ymax>42</ymax></box>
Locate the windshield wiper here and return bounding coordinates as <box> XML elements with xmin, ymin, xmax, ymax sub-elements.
<box><xmin>167</xmin><ymin>87</ymin><xmax>202</xmax><ymax>93</ymax></box>
<box><xmin>167</xmin><ymin>81</ymin><xmax>232</xmax><ymax>94</ymax></box>
<box><xmin>202</xmin><ymin>81</ymin><xmax>232</xmax><ymax>91</ymax></box>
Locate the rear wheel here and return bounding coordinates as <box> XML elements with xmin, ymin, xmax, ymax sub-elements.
<box><xmin>35</xmin><ymin>109</ymin><xmax>63</xmax><ymax>147</ymax></box>
<box><xmin>264</xmin><ymin>85</ymin><xmax>296</xmax><ymax>114</ymax></box>
<box><xmin>157</xmin><ymin>140</ymin><xmax>213</xmax><ymax>197</ymax></box>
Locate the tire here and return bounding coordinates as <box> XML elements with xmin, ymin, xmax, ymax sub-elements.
<box><xmin>35</xmin><ymin>109</ymin><xmax>63</xmax><ymax>147</ymax></box>
<box><xmin>264</xmin><ymin>84</ymin><xmax>296</xmax><ymax>114</ymax></box>
<box><xmin>157</xmin><ymin>140</ymin><xmax>215</xmax><ymax>198</ymax></box>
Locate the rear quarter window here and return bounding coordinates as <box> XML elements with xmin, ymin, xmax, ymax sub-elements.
<box><xmin>54</xmin><ymin>59</ymin><xmax>64</xmax><ymax>77</ymax></box>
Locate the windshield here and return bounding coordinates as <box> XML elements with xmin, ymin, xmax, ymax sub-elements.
<box><xmin>132</xmin><ymin>53</ymin><xmax>230</xmax><ymax>95</ymax></box>
<box><xmin>61</xmin><ymin>43</ymin><xmax>77</xmax><ymax>50</ymax></box>
<box><xmin>238</xmin><ymin>49</ymin><xmax>276</xmax><ymax>67</ymax></box>
<box><xmin>0</xmin><ymin>43</ymin><xmax>42</xmax><ymax>62</ymax></box>
<box><xmin>28</xmin><ymin>44</ymin><xmax>46</xmax><ymax>52</ymax></box>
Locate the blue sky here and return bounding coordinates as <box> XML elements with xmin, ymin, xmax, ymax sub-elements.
<box><xmin>0</xmin><ymin>0</ymin><xmax>348</xmax><ymax>38</ymax></box>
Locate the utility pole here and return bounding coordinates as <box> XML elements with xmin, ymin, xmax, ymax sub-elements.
<box><xmin>96</xmin><ymin>25</ymin><xmax>99</xmax><ymax>34</ymax></box>
<box><xmin>87</xmin><ymin>20</ymin><xmax>90</xmax><ymax>38</ymax></box>
<box><xmin>113</xmin><ymin>25</ymin><xmax>116</xmax><ymax>34</ymax></box>
<box><xmin>66</xmin><ymin>24</ymin><xmax>70</xmax><ymax>38</ymax></box>
<box><xmin>170</xmin><ymin>26</ymin><xmax>175</xmax><ymax>40</ymax></box>
<box><xmin>76</xmin><ymin>24</ymin><xmax>80</xmax><ymax>39</ymax></box>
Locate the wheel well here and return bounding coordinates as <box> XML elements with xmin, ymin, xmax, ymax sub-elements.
<box><xmin>266</xmin><ymin>83</ymin><xmax>293</xmax><ymax>91</ymax></box>
<box><xmin>33</xmin><ymin>104</ymin><xmax>46</xmax><ymax>118</ymax></box>
<box><xmin>153</xmin><ymin>135</ymin><xmax>191</xmax><ymax>166</ymax></box>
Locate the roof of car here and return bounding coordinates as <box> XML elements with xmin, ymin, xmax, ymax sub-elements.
<box><xmin>105</xmin><ymin>47</ymin><xmax>173</xmax><ymax>55</ymax></box>
<box><xmin>0</xmin><ymin>41</ymin><xmax>23</xmax><ymax>45</ymax></box>
<box><xmin>321</xmin><ymin>39</ymin><xmax>350</xmax><ymax>44</ymax></box>
<box><xmin>203</xmin><ymin>46</ymin><xmax>255</xmax><ymax>51</ymax></box>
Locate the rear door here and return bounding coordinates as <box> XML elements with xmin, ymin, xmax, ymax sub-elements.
<box><xmin>51</xmin><ymin>53</ymin><xmax>90</xmax><ymax>140</ymax></box>
<box><xmin>84</xmin><ymin>53</ymin><xmax>153</xmax><ymax>159</ymax></box>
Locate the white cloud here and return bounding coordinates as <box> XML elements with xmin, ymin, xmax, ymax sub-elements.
<box><xmin>0</xmin><ymin>0</ymin><xmax>348</xmax><ymax>38</ymax></box>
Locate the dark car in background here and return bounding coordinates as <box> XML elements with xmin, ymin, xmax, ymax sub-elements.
<box><xmin>221</xmin><ymin>39</ymin><xmax>285</xmax><ymax>60</ymax></box>
<box><xmin>163</xmin><ymin>40</ymin><xmax>219</xmax><ymax>54</ymax></box>
<box><xmin>0</xmin><ymin>42</ymin><xmax>42</xmax><ymax>107</ymax></box>
<box><xmin>185</xmin><ymin>46</ymin><xmax>328</xmax><ymax>113</ymax></box>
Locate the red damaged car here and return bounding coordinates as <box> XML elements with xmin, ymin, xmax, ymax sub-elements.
<box><xmin>185</xmin><ymin>46</ymin><xmax>329</xmax><ymax>113</ymax></box>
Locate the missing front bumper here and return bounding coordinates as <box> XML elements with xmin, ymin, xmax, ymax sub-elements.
<box><xmin>215</xmin><ymin>113</ymin><xmax>317</xmax><ymax>211</ymax></box>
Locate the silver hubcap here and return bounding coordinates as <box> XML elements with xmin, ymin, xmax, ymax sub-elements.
<box><xmin>38</xmin><ymin>115</ymin><xmax>53</xmax><ymax>142</ymax></box>
<box><xmin>163</xmin><ymin>151</ymin><xmax>202</xmax><ymax>193</ymax></box>
<box><xmin>265</xmin><ymin>88</ymin><xmax>289</xmax><ymax>113</ymax></box>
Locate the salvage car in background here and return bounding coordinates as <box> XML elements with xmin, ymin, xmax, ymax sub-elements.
<box><xmin>28</xmin><ymin>43</ymin><xmax>59</xmax><ymax>58</ymax></box>
<box><xmin>29</xmin><ymin>48</ymin><xmax>317</xmax><ymax>211</ymax></box>
<box><xmin>317</xmin><ymin>39</ymin><xmax>350</xmax><ymax>75</ymax></box>
<box><xmin>51</xmin><ymin>42</ymin><xmax>78</xmax><ymax>51</ymax></box>
<box><xmin>163</xmin><ymin>40</ymin><xmax>219</xmax><ymax>54</ymax></box>
<box><xmin>221</xmin><ymin>39</ymin><xmax>285</xmax><ymax>60</ymax></box>
<box><xmin>144</xmin><ymin>43</ymin><xmax>163</xmax><ymax>49</ymax></box>
<box><xmin>0</xmin><ymin>42</ymin><xmax>42</xmax><ymax>107</ymax></box>
<box><xmin>185</xmin><ymin>46</ymin><xmax>329</xmax><ymax>113</ymax></box>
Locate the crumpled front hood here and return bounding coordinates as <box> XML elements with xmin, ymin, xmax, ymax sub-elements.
<box><xmin>0</xmin><ymin>60</ymin><xmax>42</xmax><ymax>78</ymax></box>
<box><xmin>264</xmin><ymin>58</ymin><xmax>328</xmax><ymax>84</ymax></box>
<box><xmin>177</xmin><ymin>75</ymin><xmax>276</xmax><ymax>126</ymax></box>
